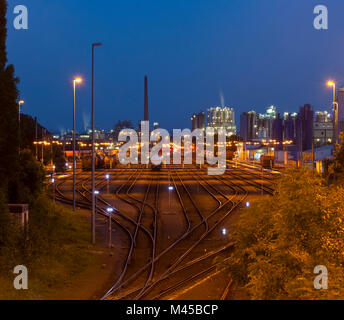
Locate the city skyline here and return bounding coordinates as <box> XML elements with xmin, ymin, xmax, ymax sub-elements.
<box><xmin>7</xmin><ymin>0</ymin><xmax>344</xmax><ymax>132</ymax></box>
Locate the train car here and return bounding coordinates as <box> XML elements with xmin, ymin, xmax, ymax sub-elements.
<box><xmin>151</xmin><ymin>154</ymin><xmax>162</xmax><ymax>170</ymax></box>
<box><xmin>260</xmin><ymin>155</ymin><xmax>274</xmax><ymax>169</ymax></box>
<box><xmin>81</xmin><ymin>154</ymin><xmax>105</xmax><ymax>171</ymax></box>
<box><xmin>54</xmin><ymin>156</ymin><xmax>67</xmax><ymax>173</ymax></box>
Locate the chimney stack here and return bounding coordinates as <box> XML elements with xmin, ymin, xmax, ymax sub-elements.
<box><xmin>144</xmin><ymin>75</ymin><xmax>149</xmax><ymax>121</ymax></box>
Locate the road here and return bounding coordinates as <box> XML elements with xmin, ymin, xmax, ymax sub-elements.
<box><xmin>53</xmin><ymin>162</ymin><xmax>278</xmax><ymax>300</ymax></box>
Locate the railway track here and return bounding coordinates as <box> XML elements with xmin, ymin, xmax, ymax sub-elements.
<box><xmin>53</xmin><ymin>164</ymin><xmax>273</xmax><ymax>300</ymax></box>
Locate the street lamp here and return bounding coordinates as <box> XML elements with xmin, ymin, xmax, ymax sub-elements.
<box><xmin>91</xmin><ymin>42</ymin><xmax>102</xmax><ymax>245</ymax></box>
<box><xmin>168</xmin><ymin>185</ymin><xmax>173</xmax><ymax>213</ymax></box>
<box><xmin>107</xmin><ymin>207</ymin><xmax>114</xmax><ymax>248</ymax></box>
<box><xmin>106</xmin><ymin>174</ymin><xmax>110</xmax><ymax>194</ymax></box>
<box><xmin>51</xmin><ymin>178</ymin><xmax>55</xmax><ymax>203</ymax></box>
<box><xmin>18</xmin><ymin>100</ymin><xmax>24</xmax><ymax>124</ymax></box>
<box><xmin>327</xmin><ymin>81</ymin><xmax>338</xmax><ymax>147</ymax></box>
<box><xmin>73</xmin><ymin>77</ymin><xmax>82</xmax><ymax>212</ymax></box>
<box><xmin>18</xmin><ymin>100</ymin><xmax>24</xmax><ymax>153</ymax></box>
<box><xmin>94</xmin><ymin>190</ymin><xmax>99</xmax><ymax>218</ymax></box>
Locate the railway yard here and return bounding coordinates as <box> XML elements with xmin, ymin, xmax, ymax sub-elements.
<box><xmin>53</xmin><ymin>162</ymin><xmax>279</xmax><ymax>300</ymax></box>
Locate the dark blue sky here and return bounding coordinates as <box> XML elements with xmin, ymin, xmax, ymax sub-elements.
<box><xmin>6</xmin><ymin>0</ymin><xmax>344</xmax><ymax>133</ymax></box>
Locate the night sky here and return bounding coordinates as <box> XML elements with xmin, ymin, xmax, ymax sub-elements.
<box><xmin>6</xmin><ymin>0</ymin><xmax>344</xmax><ymax>134</ymax></box>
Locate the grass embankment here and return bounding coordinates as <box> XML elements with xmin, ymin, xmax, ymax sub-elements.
<box><xmin>0</xmin><ymin>194</ymin><xmax>94</xmax><ymax>299</ymax></box>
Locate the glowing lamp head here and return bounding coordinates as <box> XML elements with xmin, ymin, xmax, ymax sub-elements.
<box><xmin>168</xmin><ymin>186</ymin><xmax>174</xmax><ymax>191</ymax></box>
<box><xmin>74</xmin><ymin>77</ymin><xmax>82</xmax><ymax>84</ymax></box>
<box><xmin>245</xmin><ymin>201</ymin><xmax>250</xmax><ymax>207</ymax></box>
<box><xmin>19</xmin><ymin>100</ymin><xmax>24</xmax><ymax>104</ymax></box>
<box><xmin>327</xmin><ymin>81</ymin><xmax>335</xmax><ymax>87</ymax></box>
<box><xmin>94</xmin><ymin>190</ymin><xmax>99</xmax><ymax>195</ymax></box>
<box><xmin>105</xmin><ymin>174</ymin><xmax>110</xmax><ymax>180</ymax></box>
<box><xmin>222</xmin><ymin>228</ymin><xmax>227</xmax><ymax>236</ymax></box>
<box><xmin>107</xmin><ymin>207</ymin><xmax>114</xmax><ymax>213</ymax></box>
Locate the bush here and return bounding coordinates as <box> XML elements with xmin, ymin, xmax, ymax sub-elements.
<box><xmin>224</xmin><ymin>168</ymin><xmax>344</xmax><ymax>299</ymax></box>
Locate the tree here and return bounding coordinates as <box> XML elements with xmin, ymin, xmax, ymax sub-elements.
<box><xmin>19</xmin><ymin>114</ymin><xmax>48</xmax><ymax>152</ymax></box>
<box><xmin>0</xmin><ymin>0</ymin><xmax>20</xmax><ymax>202</ymax></box>
<box><xmin>17</xmin><ymin>149</ymin><xmax>45</xmax><ymax>203</ymax></box>
<box><xmin>325</xmin><ymin>132</ymin><xmax>344</xmax><ymax>184</ymax></box>
<box><xmin>223</xmin><ymin>168</ymin><xmax>344</xmax><ymax>299</ymax></box>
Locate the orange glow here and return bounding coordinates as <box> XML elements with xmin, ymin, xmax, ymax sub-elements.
<box><xmin>327</xmin><ymin>81</ymin><xmax>335</xmax><ymax>87</ymax></box>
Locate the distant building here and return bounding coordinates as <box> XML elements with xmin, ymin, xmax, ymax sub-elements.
<box><xmin>296</xmin><ymin>104</ymin><xmax>314</xmax><ymax>153</ymax></box>
<box><xmin>282</xmin><ymin>112</ymin><xmax>297</xmax><ymax>141</ymax></box>
<box><xmin>314</xmin><ymin>111</ymin><xmax>333</xmax><ymax>147</ymax></box>
<box><xmin>191</xmin><ymin>111</ymin><xmax>205</xmax><ymax>131</ymax></box>
<box><xmin>240</xmin><ymin>111</ymin><xmax>258</xmax><ymax>141</ymax></box>
<box><xmin>207</xmin><ymin>107</ymin><xmax>236</xmax><ymax>136</ymax></box>
<box><xmin>257</xmin><ymin>105</ymin><xmax>277</xmax><ymax>139</ymax></box>
<box><xmin>272</xmin><ymin>113</ymin><xmax>283</xmax><ymax>143</ymax></box>
<box><xmin>337</xmin><ymin>88</ymin><xmax>344</xmax><ymax>143</ymax></box>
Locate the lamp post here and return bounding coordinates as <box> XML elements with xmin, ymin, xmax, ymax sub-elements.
<box><xmin>91</xmin><ymin>42</ymin><xmax>102</xmax><ymax>244</ymax></box>
<box><xmin>106</xmin><ymin>174</ymin><xmax>110</xmax><ymax>194</ymax></box>
<box><xmin>18</xmin><ymin>100</ymin><xmax>24</xmax><ymax>153</ymax></box>
<box><xmin>94</xmin><ymin>190</ymin><xmax>99</xmax><ymax>214</ymax></box>
<box><xmin>51</xmin><ymin>177</ymin><xmax>55</xmax><ymax>203</ymax></box>
<box><xmin>73</xmin><ymin>77</ymin><xmax>82</xmax><ymax>212</ymax></box>
<box><xmin>107</xmin><ymin>207</ymin><xmax>114</xmax><ymax>249</ymax></box>
<box><xmin>18</xmin><ymin>100</ymin><xmax>24</xmax><ymax>125</ymax></box>
<box><xmin>328</xmin><ymin>81</ymin><xmax>338</xmax><ymax>147</ymax></box>
<box><xmin>168</xmin><ymin>185</ymin><xmax>173</xmax><ymax>213</ymax></box>
<box><xmin>41</xmin><ymin>128</ymin><xmax>44</xmax><ymax>164</ymax></box>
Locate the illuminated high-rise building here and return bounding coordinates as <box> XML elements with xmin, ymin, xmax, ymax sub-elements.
<box><xmin>240</xmin><ymin>111</ymin><xmax>258</xmax><ymax>141</ymax></box>
<box><xmin>207</xmin><ymin>107</ymin><xmax>236</xmax><ymax>136</ymax></box>
<box><xmin>257</xmin><ymin>105</ymin><xmax>277</xmax><ymax>139</ymax></box>
<box><xmin>191</xmin><ymin>111</ymin><xmax>205</xmax><ymax>131</ymax></box>
<box><xmin>337</xmin><ymin>87</ymin><xmax>344</xmax><ymax>143</ymax></box>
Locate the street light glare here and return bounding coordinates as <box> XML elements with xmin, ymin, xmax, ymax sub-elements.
<box><xmin>74</xmin><ymin>77</ymin><xmax>82</xmax><ymax>83</ymax></box>
<box><xmin>327</xmin><ymin>81</ymin><xmax>335</xmax><ymax>87</ymax></box>
<box><xmin>19</xmin><ymin>100</ymin><xmax>24</xmax><ymax>104</ymax></box>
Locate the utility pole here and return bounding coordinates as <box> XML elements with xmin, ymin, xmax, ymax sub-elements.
<box><xmin>107</xmin><ymin>207</ymin><xmax>113</xmax><ymax>249</ymax></box>
<box><xmin>312</xmin><ymin>136</ymin><xmax>315</xmax><ymax>171</ymax></box>
<box><xmin>41</xmin><ymin>128</ymin><xmax>44</xmax><ymax>164</ymax></box>
<box><xmin>72</xmin><ymin>77</ymin><xmax>82</xmax><ymax>212</ymax></box>
<box><xmin>91</xmin><ymin>42</ymin><xmax>102</xmax><ymax>244</ymax></box>
<box><xmin>35</xmin><ymin>117</ymin><xmax>38</xmax><ymax>159</ymax></box>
